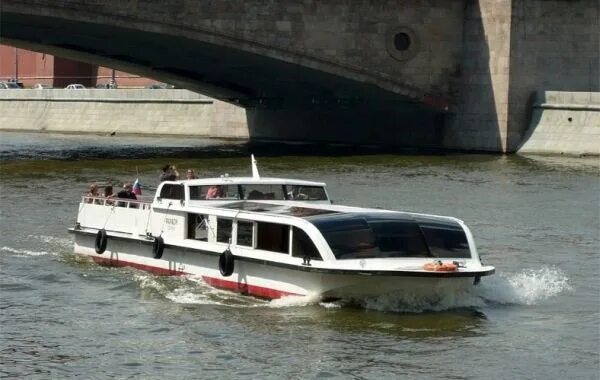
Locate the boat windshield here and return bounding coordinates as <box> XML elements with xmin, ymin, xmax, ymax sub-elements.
<box><xmin>310</xmin><ymin>213</ymin><xmax>471</xmax><ymax>259</ymax></box>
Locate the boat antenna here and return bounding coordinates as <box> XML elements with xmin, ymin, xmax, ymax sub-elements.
<box><xmin>251</xmin><ymin>154</ymin><xmax>260</xmax><ymax>179</ymax></box>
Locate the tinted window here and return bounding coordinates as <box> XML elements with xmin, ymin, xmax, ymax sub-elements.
<box><xmin>256</xmin><ymin>222</ymin><xmax>289</xmax><ymax>253</ymax></box>
<box><xmin>242</xmin><ymin>185</ymin><xmax>285</xmax><ymax>200</ymax></box>
<box><xmin>188</xmin><ymin>214</ymin><xmax>208</xmax><ymax>241</ymax></box>
<box><xmin>189</xmin><ymin>185</ymin><xmax>239</xmax><ymax>200</ymax></box>
<box><xmin>417</xmin><ymin>220</ymin><xmax>470</xmax><ymax>258</ymax></box>
<box><xmin>159</xmin><ymin>184</ymin><xmax>184</xmax><ymax>200</ymax></box>
<box><xmin>314</xmin><ymin>216</ymin><xmax>378</xmax><ymax>259</ymax></box>
<box><xmin>217</xmin><ymin>218</ymin><xmax>232</xmax><ymax>243</ymax></box>
<box><xmin>292</xmin><ymin>227</ymin><xmax>322</xmax><ymax>261</ymax></box>
<box><xmin>285</xmin><ymin>185</ymin><xmax>328</xmax><ymax>201</ymax></box>
<box><xmin>237</xmin><ymin>221</ymin><xmax>254</xmax><ymax>247</ymax></box>
<box><xmin>369</xmin><ymin>220</ymin><xmax>429</xmax><ymax>257</ymax></box>
<box><xmin>312</xmin><ymin>213</ymin><xmax>472</xmax><ymax>260</ymax></box>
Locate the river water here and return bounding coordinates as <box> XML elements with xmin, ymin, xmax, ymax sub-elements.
<box><xmin>1</xmin><ymin>131</ymin><xmax>598</xmax><ymax>379</ymax></box>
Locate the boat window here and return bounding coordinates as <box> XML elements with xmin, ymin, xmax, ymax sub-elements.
<box><xmin>241</xmin><ymin>184</ymin><xmax>286</xmax><ymax>200</ymax></box>
<box><xmin>237</xmin><ymin>221</ymin><xmax>254</xmax><ymax>247</ymax></box>
<box><xmin>285</xmin><ymin>185</ymin><xmax>328</xmax><ymax>201</ymax></box>
<box><xmin>312</xmin><ymin>213</ymin><xmax>472</xmax><ymax>260</ymax></box>
<box><xmin>416</xmin><ymin>220</ymin><xmax>471</xmax><ymax>258</ymax></box>
<box><xmin>368</xmin><ymin>220</ymin><xmax>429</xmax><ymax>257</ymax></box>
<box><xmin>291</xmin><ymin>227</ymin><xmax>322</xmax><ymax>261</ymax></box>
<box><xmin>189</xmin><ymin>185</ymin><xmax>239</xmax><ymax>200</ymax></box>
<box><xmin>256</xmin><ymin>222</ymin><xmax>289</xmax><ymax>254</ymax></box>
<box><xmin>217</xmin><ymin>218</ymin><xmax>232</xmax><ymax>244</ymax></box>
<box><xmin>187</xmin><ymin>214</ymin><xmax>209</xmax><ymax>241</ymax></box>
<box><xmin>159</xmin><ymin>184</ymin><xmax>185</xmax><ymax>200</ymax></box>
<box><xmin>314</xmin><ymin>217</ymin><xmax>379</xmax><ymax>259</ymax></box>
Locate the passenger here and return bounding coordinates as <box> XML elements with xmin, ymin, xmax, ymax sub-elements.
<box><xmin>117</xmin><ymin>183</ymin><xmax>137</xmax><ymax>207</ymax></box>
<box><xmin>103</xmin><ymin>185</ymin><xmax>114</xmax><ymax>205</ymax></box>
<box><xmin>186</xmin><ymin>169</ymin><xmax>198</xmax><ymax>180</ymax></box>
<box><xmin>85</xmin><ymin>184</ymin><xmax>99</xmax><ymax>203</ymax></box>
<box><xmin>247</xmin><ymin>189</ymin><xmax>264</xmax><ymax>200</ymax></box>
<box><xmin>205</xmin><ymin>185</ymin><xmax>222</xmax><ymax>199</ymax></box>
<box><xmin>159</xmin><ymin>164</ymin><xmax>180</xmax><ymax>182</ymax></box>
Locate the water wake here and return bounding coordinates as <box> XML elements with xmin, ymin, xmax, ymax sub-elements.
<box><xmin>360</xmin><ymin>267</ymin><xmax>573</xmax><ymax>313</ymax></box>
<box><xmin>0</xmin><ymin>246</ymin><xmax>52</xmax><ymax>257</ymax></box>
<box><xmin>0</xmin><ymin>235</ymin><xmax>73</xmax><ymax>258</ymax></box>
<box><xmin>475</xmin><ymin>267</ymin><xmax>573</xmax><ymax>306</ymax></box>
<box><xmin>132</xmin><ymin>273</ymin><xmax>266</xmax><ymax>308</ymax></box>
<box><xmin>112</xmin><ymin>266</ymin><xmax>573</xmax><ymax>313</ymax></box>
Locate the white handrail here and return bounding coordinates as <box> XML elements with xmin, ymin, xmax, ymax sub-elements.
<box><xmin>81</xmin><ymin>195</ymin><xmax>152</xmax><ymax>210</ymax></box>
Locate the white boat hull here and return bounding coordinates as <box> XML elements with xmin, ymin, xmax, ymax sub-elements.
<box><xmin>73</xmin><ymin>232</ymin><xmax>479</xmax><ymax>300</ymax></box>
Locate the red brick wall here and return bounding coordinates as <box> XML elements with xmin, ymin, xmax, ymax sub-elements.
<box><xmin>0</xmin><ymin>44</ymin><xmax>156</xmax><ymax>88</ymax></box>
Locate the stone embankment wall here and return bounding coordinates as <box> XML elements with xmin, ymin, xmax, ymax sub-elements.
<box><xmin>518</xmin><ymin>92</ymin><xmax>599</xmax><ymax>156</ymax></box>
<box><xmin>0</xmin><ymin>89</ymin><xmax>248</xmax><ymax>139</ymax></box>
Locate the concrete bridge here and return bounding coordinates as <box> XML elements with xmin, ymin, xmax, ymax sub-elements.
<box><xmin>1</xmin><ymin>0</ymin><xmax>598</xmax><ymax>152</ymax></box>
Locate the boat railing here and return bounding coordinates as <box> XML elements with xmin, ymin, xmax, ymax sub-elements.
<box><xmin>81</xmin><ymin>196</ymin><xmax>152</xmax><ymax>210</ymax></box>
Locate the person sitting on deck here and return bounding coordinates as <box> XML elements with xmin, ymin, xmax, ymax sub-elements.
<box><xmin>117</xmin><ymin>183</ymin><xmax>137</xmax><ymax>207</ymax></box>
<box><xmin>85</xmin><ymin>184</ymin><xmax>99</xmax><ymax>203</ymax></box>
<box><xmin>160</xmin><ymin>164</ymin><xmax>179</xmax><ymax>182</ymax></box>
<box><xmin>205</xmin><ymin>185</ymin><xmax>223</xmax><ymax>199</ymax></box>
<box><xmin>103</xmin><ymin>185</ymin><xmax>115</xmax><ymax>205</ymax></box>
<box><xmin>186</xmin><ymin>169</ymin><xmax>198</xmax><ymax>180</ymax></box>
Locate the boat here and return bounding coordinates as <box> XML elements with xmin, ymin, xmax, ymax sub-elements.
<box><xmin>69</xmin><ymin>157</ymin><xmax>494</xmax><ymax>300</ymax></box>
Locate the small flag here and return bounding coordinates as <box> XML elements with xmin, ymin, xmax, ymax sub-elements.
<box><xmin>132</xmin><ymin>178</ymin><xmax>142</xmax><ymax>195</ymax></box>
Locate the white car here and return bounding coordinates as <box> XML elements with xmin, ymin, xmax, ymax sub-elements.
<box><xmin>65</xmin><ymin>84</ymin><xmax>85</xmax><ymax>89</ymax></box>
<box><xmin>0</xmin><ymin>81</ymin><xmax>21</xmax><ymax>89</ymax></box>
<box><xmin>33</xmin><ymin>83</ymin><xmax>52</xmax><ymax>89</ymax></box>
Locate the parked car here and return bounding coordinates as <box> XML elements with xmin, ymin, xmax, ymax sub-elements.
<box><xmin>32</xmin><ymin>83</ymin><xmax>53</xmax><ymax>89</ymax></box>
<box><xmin>0</xmin><ymin>81</ymin><xmax>21</xmax><ymax>89</ymax></box>
<box><xmin>145</xmin><ymin>82</ymin><xmax>175</xmax><ymax>89</ymax></box>
<box><xmin>65</xmin><ymin>84</ymin><xmax>85</xmax><ymax>89</ymax></box>
<box><xmin>95</xmin><ymin>82</ymin><xmax>117</xmax><ymax>89</ymax></box>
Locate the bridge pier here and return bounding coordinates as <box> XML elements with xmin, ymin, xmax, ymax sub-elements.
<box><xmin>446</xmin><ymin>0</ymin><xmax>599</xmax><ymax>153</ymax></box>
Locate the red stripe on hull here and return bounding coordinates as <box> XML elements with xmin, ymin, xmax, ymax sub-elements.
<box><xmin>90</xmin><ymin>256</ymin><xmax>185</xmax><ymax>276</ymax></box>
<box><xmin>84</xmin><ymin>255</ymin><xmax>299</xmax><ymax>299</ymax></box>
<box><xmin>202</xmin><ymin>276</ymin><xmax>299</xmax><ymax>299</ymax></box>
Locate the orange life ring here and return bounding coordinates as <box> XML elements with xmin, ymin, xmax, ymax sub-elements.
<box><xmin>423</xmin><ymin>261</ymin><xmax>458</xmax><ymax>272</ymax></box>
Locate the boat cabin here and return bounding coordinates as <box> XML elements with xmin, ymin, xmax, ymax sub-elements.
<box><xmin>156</xmin><ymin>177</ymin><xmax>331</xmax><ymax>205</ymax></box>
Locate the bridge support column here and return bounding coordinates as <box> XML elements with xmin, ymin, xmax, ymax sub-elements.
<box><xmin>445</xmin><ymin>0</ymin><xmax>513</xmax><ymax>152</ymax></box>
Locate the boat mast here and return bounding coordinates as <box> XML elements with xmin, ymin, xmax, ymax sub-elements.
<box><xmin>251</xmin><ymin>154</ymin><xmax>260</xmax><ymax>179</ymax></box>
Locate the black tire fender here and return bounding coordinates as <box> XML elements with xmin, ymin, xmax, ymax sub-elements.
<box><xmin>95</xmin><ymin>229</ymin><xmax>107</xmax><ymax>254</ymax></box>
<box><xmin>218</xmin><ymin>249</ymin><xmax>234</xmax><ymax>277</ymax></box>
<box><xmin>153</xmin><ymin>236</ymin><xmax>165</xmax><ymax>259</ymax></box>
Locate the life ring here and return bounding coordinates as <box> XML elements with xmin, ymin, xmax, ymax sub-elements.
<box><xmin>95</xmin><ymin>229</ymin><xmax>107</xmax><ymax>254</ymax></box>
<box><xmin>153</xmin><ymin>236</ymin><xmax>165</xmax><ymax>259</ymax></box>
<box><xmin>219</xmin><ymin>249</ymin><xmax>234</xmax><ymax>277</ymax></box>
<box><xmin>423</xmin><ymin>261</ymin><xmax>458</xmax><ymax>272</ymax></box>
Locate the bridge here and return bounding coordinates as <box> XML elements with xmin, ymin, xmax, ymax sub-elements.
<box><xmin>1</xmin><ymin>0</ymin><xmax>598</xmax><ymax>152</ymax></box>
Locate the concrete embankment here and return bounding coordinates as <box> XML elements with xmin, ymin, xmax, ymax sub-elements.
<box><xmin>519</xmin><ymin>91</ymin><xmax>599</xmax><ymax>156</ymax></box>
<box><xmin>0</xmin><ymin>89</ymin><xmax>248</xmax><ymax>139</ymax></box>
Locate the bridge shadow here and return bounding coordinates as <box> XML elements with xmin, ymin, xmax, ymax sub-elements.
<box><xmin>444</xmin><ymin>2</ymin><xmax>503</xmax><ymax>152</ymax></box>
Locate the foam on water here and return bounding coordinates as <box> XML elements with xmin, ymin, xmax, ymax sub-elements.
<box><xmin>116</xmin><ymin>266</ymin><xmax>572</xmax><ymax>312</ymax></box>
<box><xmin>267</xmin><ymin>293</ymin><xmax>322</xmax><ymax>308</ymax></box>
<box><xmin>0</xmin><ymin>235</ymin><xmax>73</xmax><ymax>258</ymax></box>
<box><xmin>132</xmin><ymin>272</ymin><xmax>267</xmax><ymax>307</ymax></box>
<box><xmin>475</xmin><ymin>267</ymin><xmax>573</xmax><ymax>306</ymax></box>
<box><xmin>360</xmin><ymin>267</ymin><xmax>573</xmax><ymax>313</ymax></box>
<box><xmin>0</xmin><ymin>246</ymin><xmax>52</xmax><ymax>257</ymax></box>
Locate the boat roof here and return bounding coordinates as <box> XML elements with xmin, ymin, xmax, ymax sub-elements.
<box><xmin>173</xmin><ymin>177</ymin><xmax>326</xmax><ymax>187</ymax></box>
<box><xmin>214</xmin><ymin>200</ymin><xmax>462</xmax><ymax>225</ymax></box>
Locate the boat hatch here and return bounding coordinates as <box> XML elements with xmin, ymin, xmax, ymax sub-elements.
<box><xmin>309</xmin><ymin>212</ymin><xmax>471</xmax><ymax>260</ymax></box>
